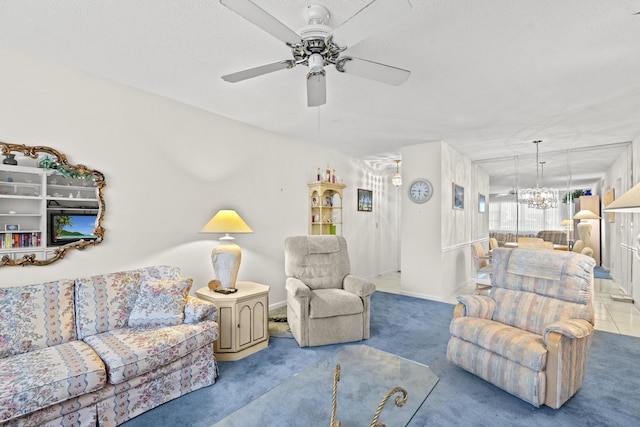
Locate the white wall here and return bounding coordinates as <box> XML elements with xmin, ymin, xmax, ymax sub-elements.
<box><xmin>0</xmin><ymin>46</ymin><xmax>398</xmax><ymax>307</ymax></box>
<box><xmin>441</xmin><ymin>143</ymin><xmax>490</xmax><ymax>297</ymax></box>
<box><xmin>400</xmin><ymin>141</ymin><xmax>490</xmax><ymax>301</ymax></box>
<box><xmin>401</xmin><ymin>142</ymin><xmax>443</xmax><ymax>298</ymax></box>
<box><xmin>603</xmin><ymin>138</ymin><xmax>640</xmax><ymax>310</ymax></box>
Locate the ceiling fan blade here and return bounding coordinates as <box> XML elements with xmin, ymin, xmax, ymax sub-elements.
<box><xmin>222</xmin><ymin>60</ymin><xmax>295</xmax><ymax>83</ymax></box>
<box><xmin>336</xmin><ymin>57</ymin><xmax>410</xmax><ymax>86</ymax></box>
<box><xmin>220</xmin><ymin>0</ymin><xmax>301</xmax><ymax>46</ymax></box>
<box><xmin>307</xmin><ymin>72</ymin><xmax>326</xmax><ymax>107</ymax></box>
<box><xmin>332</xmin><ymin>0</ymin><xmax>412</xmax><ymax>47</ymax></box>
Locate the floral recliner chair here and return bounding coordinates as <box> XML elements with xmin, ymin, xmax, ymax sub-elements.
<box><xmin>447</xmin><ymin>248</ymin><xmax>595</xmax><ymax>409</ymax></box>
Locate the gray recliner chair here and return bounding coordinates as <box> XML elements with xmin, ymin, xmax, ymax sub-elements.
<box><xmin>284</xmin><ymin>235</ymin><xmax>375</xmax><ymax>347</ymax></box>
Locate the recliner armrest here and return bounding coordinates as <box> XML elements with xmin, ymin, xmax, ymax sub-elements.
<box><xmin>343</xmin><ymin>274</ymin><xmax>376</xmax><ymax>297</ymax></box>
<box><xmin>454</xmin><ymin>295</ymin><xmax>496</xmax><ymax>319</ymax></box>
<box><xmin>543</xmin><ymin>319</ymin><xmax>594</xmax><ymax>344</ymax></box>
<box><xmin>285</xmin><ymin>277</ymin><xmax>311</xmax><ymax>298</ymax></box>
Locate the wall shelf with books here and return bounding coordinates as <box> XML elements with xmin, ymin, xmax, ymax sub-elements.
<box><xmin>0</xmin><ymin>163</ymin><xmax>100</xmax><ymax>262</ymax></box>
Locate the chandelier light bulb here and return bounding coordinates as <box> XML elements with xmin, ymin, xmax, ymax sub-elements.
<box><xmin>517</xmin><ymin>141</ymin><xmax>559</xmax><ymax>209</ymax></box>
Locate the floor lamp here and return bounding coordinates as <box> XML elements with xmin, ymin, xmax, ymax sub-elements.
<box><xmin>200</xmin><ymin>209</ymin><xmax>253</xmax><ymax>294</ymax></box>
<box><xmin>603</xmin><ymin>183</ymin><xmax>640</xmax><ymax>303</ymax></box>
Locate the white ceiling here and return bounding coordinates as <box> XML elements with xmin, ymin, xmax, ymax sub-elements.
<box><xmin>1</xmin><ymin>0</ymin><xmax>639</xmax><ymax>194</ymax></box>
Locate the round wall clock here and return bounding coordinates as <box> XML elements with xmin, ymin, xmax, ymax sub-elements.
<box><xmin>408</xmin><ymin>179</ymin><xmax>434</xmax><ymax>204</ymax></box>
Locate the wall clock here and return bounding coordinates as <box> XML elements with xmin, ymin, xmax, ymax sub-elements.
<box><xmin>408</xmin><ymin>179</ymin><xmax>433</xmax><ymax>204</ymax></box>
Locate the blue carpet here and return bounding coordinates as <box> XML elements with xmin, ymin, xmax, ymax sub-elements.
<box><xmin>213</xmin><ymin>345</ymin><xmax>438</xmax><ymax>426</ymax></box>
<box><xmin>594</xmin><ymin>266</ymin><xmax>613</xmax><ymax>280</ymax></box>
<box><xmin>122</xmin><ymin>292</ymin><xmax>640</xmax><ymax>427</ymax></box>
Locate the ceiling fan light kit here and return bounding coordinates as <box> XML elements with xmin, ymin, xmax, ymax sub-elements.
<box><xmin>307</xmin><ymin>71</ymin><xmax>326</xmax><ymax>107</ymax></box>
<box><xmin>220</xmin><ymin>0</ymin><xmax>412</xmax><ymax>106</ymax></box>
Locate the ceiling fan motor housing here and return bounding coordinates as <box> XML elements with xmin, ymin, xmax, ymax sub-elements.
<box><xmin>304</xmin><ymin>5</ymin><xmax>330</xmax><ymax>26</ymax></box>
<box><xmin>293</xmin><ymin>4</ymin><xmax>347</xmax><ymax>70</ymax></box>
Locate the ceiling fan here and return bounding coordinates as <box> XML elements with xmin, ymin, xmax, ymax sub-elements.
<box><xmin>220</xmin><ymin>0</ymin><xmax>412</xmax><ymax>107</ymax></box>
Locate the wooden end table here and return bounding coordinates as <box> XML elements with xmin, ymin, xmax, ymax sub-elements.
<box><xmin>196</xmin><ymin>281</ymin><xmax>270</xmax><ymax>361</ymax></box>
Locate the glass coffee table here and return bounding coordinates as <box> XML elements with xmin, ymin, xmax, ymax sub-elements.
<box><xmin>214</xmin><ymin>345</ymin><xmax>439</xmax><ymax>427</ymax></box>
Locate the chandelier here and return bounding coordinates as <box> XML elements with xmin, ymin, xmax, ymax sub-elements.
<box><xmin>392</xmin><ymin>159</ymin><xmax>402</xmax><ymax>187</ymax></box>
<box><xmin>518</xmin><ymin>140</ymin><xmax>559</xmax><ymax>209</ymax></box>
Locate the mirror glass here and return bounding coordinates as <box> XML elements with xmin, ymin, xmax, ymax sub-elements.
<box><xmin>0</xmin><ymin>142</ymin><xmax>105</xmax><ymax>266</ymax></box>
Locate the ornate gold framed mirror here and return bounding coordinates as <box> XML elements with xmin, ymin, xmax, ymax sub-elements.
<box><xmin>1</xmin><ymin>142</ymin><xmax>105</xmax><ymax>266</ymax></box>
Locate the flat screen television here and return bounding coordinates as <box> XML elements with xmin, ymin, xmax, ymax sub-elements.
<box><xmin>49</xmin><ymin>213</ymin><xmax>99</xmax><ymax>246</ymax></box>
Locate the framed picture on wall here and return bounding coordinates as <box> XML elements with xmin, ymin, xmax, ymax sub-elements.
<box><xmin>358</xmin><ymin>188</ymin><xmax>372</xmax><ymax>212</ymax></box>
<box><xmin>478</xmin><ymin>193</ymin><xmax>486</xmax><ymax>213</ymax></box>
<box><xmin>453</xmin><ymin>183</ymin><xmax>464</xmax><ymax>210</ymax></box>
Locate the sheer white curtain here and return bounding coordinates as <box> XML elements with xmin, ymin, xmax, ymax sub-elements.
<box><xmin>489</xmin><ymin>194</ymin><xmax>568</xmax><ymax>234</ymax></box>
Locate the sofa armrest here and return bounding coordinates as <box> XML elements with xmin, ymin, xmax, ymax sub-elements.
<box><xmin>543</xmin><ymin>319</ymin><xmax>594</xmax><ymax>344</ymax></box>
<box><xmin>453</xmin><ymin>295</ymin><xmax>496</xmax><ymax>319</ymax></box>
<box><xmin>184</xmin><ymin>296</ymin><xmax>217</xmax><ymax>324</ymax></box>
<box><xmin>285</xmin><ymin>277</ymin><xmax>311</xmax><ymax>298</ymax></box>
<box><xmin>343</xmin><ymin>274</ymin><xmax>376</xmax><ymax>297</ymax></box>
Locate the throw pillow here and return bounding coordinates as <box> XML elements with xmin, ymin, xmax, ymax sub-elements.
<box><xmin>128</xmin><ymin>278</ymin><xmax>193</xmax><ymax>328</ymax></box>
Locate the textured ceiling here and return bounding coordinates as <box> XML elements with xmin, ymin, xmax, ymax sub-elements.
<box><xmin>1</xmin><ymin>0</ymin><xmax>639</xmax><ymax>194</ymax></box>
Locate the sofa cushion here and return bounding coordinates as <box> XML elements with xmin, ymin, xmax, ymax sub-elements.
<box><xmin>309</xmin><ymin>289</ymin><xmax>363</xmax><ymax>319</ymax></box>
<box><xmin>83</xmin><ymin>321</ymin><xmax>218</xmax><ymax>384</ymax></box>
<box><xmin>0</xmin><ymin>340</ymin><xmax>106</xmax><ymax>423</ymax></box>
<box><xmin>536</xmin><ymin>230</ymin><xmax>567</xmax><ymax>245</ymax></box>
<box><xmin>0</xmin><ymin>279</ymin><xmax>76</xmax><ymax>358</ymax></box>
<box><xmin>128</xmin><ymin>278</ymin><xmax>192</xmax><ymax>328</ymax></box>
<box><xmin>450</xmin><ymin>317</ymin><xmax>547</xmax><ymax>371</ymax></box>
<box><xmin>75</xmin><ymin>271</ymin><xmax>143</xmax><ymax>339</ymax></box>
<box><xmin>135</xmin><ymin>265</ymin><xmax>182</xmax><ymax>283</ymax></box>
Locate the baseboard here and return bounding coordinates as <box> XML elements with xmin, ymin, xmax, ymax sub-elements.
<box><xmin>365</xmin><ymin>269</ymin><xmax>400</xmax><ymax>280</ymax></box>
<box><xmin>611</xmin><ymin>294</ymin><xmax>634</xmax><ymax>303</ymax></box>
<box><xmin>399</xmin><ymin>289</ymin><xmax>449</xmax><ymax>303</ymax></box>
<box><xmin>269</xmin><ymin>300</ymin><xmax>287</xmax><ymax>310</ymax></box>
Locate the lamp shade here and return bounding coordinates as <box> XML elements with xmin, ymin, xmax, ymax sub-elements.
<box><xmin>603</xmin><ymin>182</ymin><xmax>640</xmax><ymax>212</ymax></box>
<box><xmin>561</xmin><ymin>219</ymin><xmax>574</xmax><ymax>227</ymax></box>
<box><xmin>200</xmin><ymin>210</ymin><xmax>253</xmax><ymax>235</ymax></box>
<box><xmin>573</xmin><ymin>209</ymin><xmax>600</xmax><ymax>220</ymax></box>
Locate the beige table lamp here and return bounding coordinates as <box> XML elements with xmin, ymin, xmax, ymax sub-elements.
<box><xmin>200</xmin><ymin>209</ymin><xmax>253</xmax><ymax>293</ymax></box>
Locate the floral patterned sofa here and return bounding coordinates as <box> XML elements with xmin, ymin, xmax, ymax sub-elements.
<box><xmin>0</xmin><ymin>266</ymin><xmax>219</xmax><ymax>427</ymax></box>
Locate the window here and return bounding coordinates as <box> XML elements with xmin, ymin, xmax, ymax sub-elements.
<box><xmin>489</xmin><ymin>194</ymin><xmax>569</xmax><ymax>235</ymax></box>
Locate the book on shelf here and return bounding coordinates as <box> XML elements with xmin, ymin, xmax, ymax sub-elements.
<box><xmin>1</xmin><ymin>232</ymin><xmax>41</xmax><ymax>249</ymax></box>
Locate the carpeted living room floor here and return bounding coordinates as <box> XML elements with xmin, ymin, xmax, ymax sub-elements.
<box><xmin>122</xmin><ymin>291</ymin><xmax>640</xmax><ymax>427</ymax></box>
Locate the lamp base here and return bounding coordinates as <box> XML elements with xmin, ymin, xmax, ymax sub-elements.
<box><xmin>211</xmin><ymin>242</ymin><xmax>242</xmax><ymax>290</ymax></box>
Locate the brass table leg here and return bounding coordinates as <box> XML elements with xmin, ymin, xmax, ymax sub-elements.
<box><xmin>329</xmin><ymin>363</ymin><xmax>408</xmax><ymax>427</ymax></box>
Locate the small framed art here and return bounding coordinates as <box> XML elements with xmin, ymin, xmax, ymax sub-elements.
<box><xmin>478</xmin><ymin>193</ymin><xmax>486</xmax><ymax>213</ymax></box>
<box><xmin>358</xmin><ymin>189</ymin><xmax>372</xmax><ymax>212</ymax></box>
<box><xmin>4</xmin><ymin>224</ymin><xmax>19</xmax><ymax>231</ymax></box>
<box><xmin>453</xmin><ymin>183</ymin><xmax>464</xmax><ymax>210</ymax></box>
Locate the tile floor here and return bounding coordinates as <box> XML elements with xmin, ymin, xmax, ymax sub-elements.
<box><xmin>370</xmin><ymin>271</ymin><xmax>640</xmax><ymax>338</ymax></box>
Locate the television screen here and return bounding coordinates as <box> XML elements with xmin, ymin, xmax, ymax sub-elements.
<box><xmin>49</xmin><ymin>213</ymin><xmax>98</xmax><ymax>245</ymax></box>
